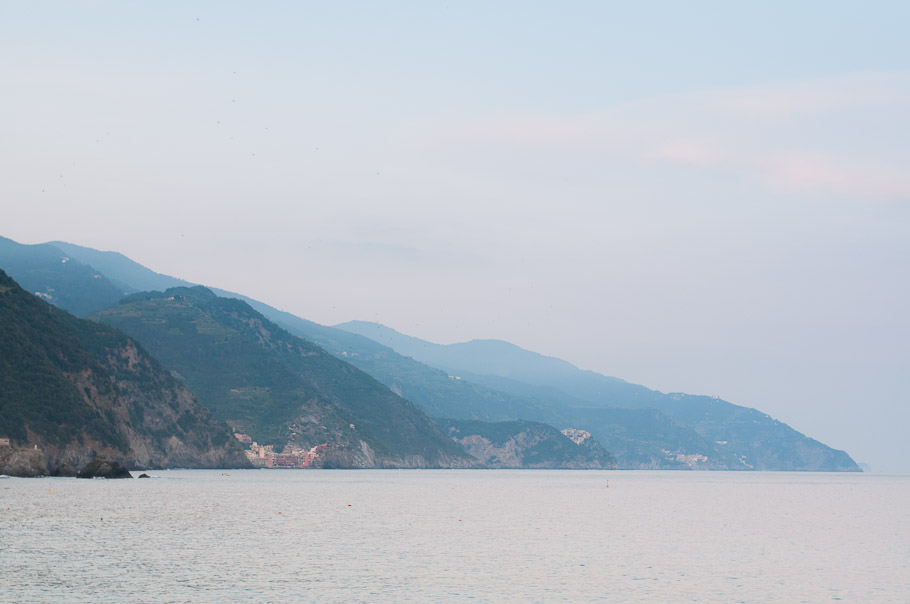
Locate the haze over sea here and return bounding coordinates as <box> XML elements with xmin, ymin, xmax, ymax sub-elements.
<box><xmin>2</xmin><ymin>470</ymin><xmax>908</xmax><ymax>603</ymax></box>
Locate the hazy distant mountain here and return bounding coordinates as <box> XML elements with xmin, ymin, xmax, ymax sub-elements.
<box><xmin>261</xmin><ymin>318</ymin><xmax>734</xmax><ymax>468</ymax></box>
<box><xmin>335</xmin><ymin>320</ymin><xmax>659</xmax><ymax>406</ymax></box>
<box><xmin>0</xmin><ymin>269</ymin><xmax>249</xmax><ymax>476</ymax></box>
<box><xmin>49</xmin><ymin>241</ymin><xmax>192</xmax><ymax>293</ymax></box>
<box><xmin>267</xmin><ymin>314</ymin><xmax>565</xmax><ymax>423</ymax></box>
<box><xmin>0</xmin><ymin>236</ymin><xmax>127</xmax><ymax>316</ymax></box>
<box><xmin>336</xmin><ymin>321</ymin><xmax>860</xmax><ymax>472</ymax></box>
<box><xmin>93</xmin><ymin>286</ymin><xmax>475</xmax><ymax>468</ymax></box>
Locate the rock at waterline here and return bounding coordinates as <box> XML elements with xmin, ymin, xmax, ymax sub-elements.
<box><xmin>50</xmin><ymin>462</ymin><xmax>78</xmax><ymax>477</ymax></box>
<box><xmin>138</xmin><ymin>473</ymin><xmax>150</xmax><ymax>478</ymax></box>
<box><xmin>77</xmin><ymin>456</ymin><xmax>132</xmax><ymax>479</ymax></box>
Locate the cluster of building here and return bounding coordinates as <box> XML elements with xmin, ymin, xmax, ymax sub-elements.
<box><xmin>233</xmin><ymin>433</ymin><xmax>327</xmax><ymax>468</ymax></box>
<box><xmin>561</xmin><ymin>428</ymin><xmax>592</xmax><ymax>445</ymax></box>
<box><xmin>662</xmin><ymin>449</ymin><xmax>710</xmax><ymax>467</ymax></box>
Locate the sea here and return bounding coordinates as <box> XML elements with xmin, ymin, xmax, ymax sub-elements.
<box><xmin>1</xmin><ymin>470</ymin><xmax>908</xmax><ymax>603</ymax></box>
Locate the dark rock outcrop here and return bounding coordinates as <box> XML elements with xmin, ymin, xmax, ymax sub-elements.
<box><xmin>77</xmin><ymin>456</ymin><xmax>132</xmax><ymax>479</ymax></box>
<box><xmin>49</xmin><ymin>462</ymin><xmax>78</xmax><ymax>477</ymax></box>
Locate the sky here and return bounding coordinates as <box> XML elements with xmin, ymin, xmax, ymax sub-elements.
<box><xmin>2</xmin><ymin>2</ymin><xmax>909</xmax><ymax>472</ymax></box>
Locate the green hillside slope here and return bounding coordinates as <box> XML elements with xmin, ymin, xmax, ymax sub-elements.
<box><xmin>92</xmin><ymin>287</ymin><xmax>475</xmax><ymax>468</ymax></box>
<box><xmin>0</xmin><ymin>270</ymin><xmax>249</xmax><ymax>475</ymax></box>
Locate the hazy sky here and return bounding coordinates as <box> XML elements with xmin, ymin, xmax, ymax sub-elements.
<box><xmin>3</xmin><ymin>2</ymin><xmax>909</xmax><ymax>472</ymax></box>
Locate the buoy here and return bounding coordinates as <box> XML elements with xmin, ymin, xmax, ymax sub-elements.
<box><xmin>605</xmin><ymin>480</ymin><xmax>609</xmax><ymax>488</ymax></box>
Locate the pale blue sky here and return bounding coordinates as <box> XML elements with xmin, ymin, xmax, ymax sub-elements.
<box><xmin>2</xmin><ymin>2</ymin><xmax>909</xmax><ymax>471</ymax></box>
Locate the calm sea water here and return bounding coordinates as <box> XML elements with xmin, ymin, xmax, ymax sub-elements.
<box><xmin>1</xmin><ymin>470</ymin><xmax>908</xmax><ymax>603</ymax></box>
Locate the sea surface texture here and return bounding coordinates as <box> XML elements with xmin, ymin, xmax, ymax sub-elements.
<box><xmin>2</xmin><ymin>470</ymin><xmax>908</xmax><ymax>603</ymax></box>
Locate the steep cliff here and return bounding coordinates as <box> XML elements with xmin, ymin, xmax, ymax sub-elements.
<box><xmin>0</xmin><ymin>269</ymin><xmax>249</xmax><ymax>474</ymax></box>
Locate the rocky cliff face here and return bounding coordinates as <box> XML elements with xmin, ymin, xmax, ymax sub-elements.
<box><xmin>0</xmin><ymin>269</ymin><xmax>250</xmax><ymax>475</ymax></box>
<box><xmin>57</xmin><ymin>337</ymin><xmax>250</xmax><ymax>470</ymax></box>
<box><xmin>0</xmin><ymin>446</ymin><xmax>47</xmax><ymax>477</ymax></box>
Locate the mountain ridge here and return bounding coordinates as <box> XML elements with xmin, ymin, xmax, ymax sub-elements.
<box><xmin>1</xmin><ymin>235</ymin><xmax>860</xmax><ymax>471</ymax></box>
<box><xmin>0</xmin><ymin>236</ymin><xmax>128</xmax><ymax>316</ymax></box>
